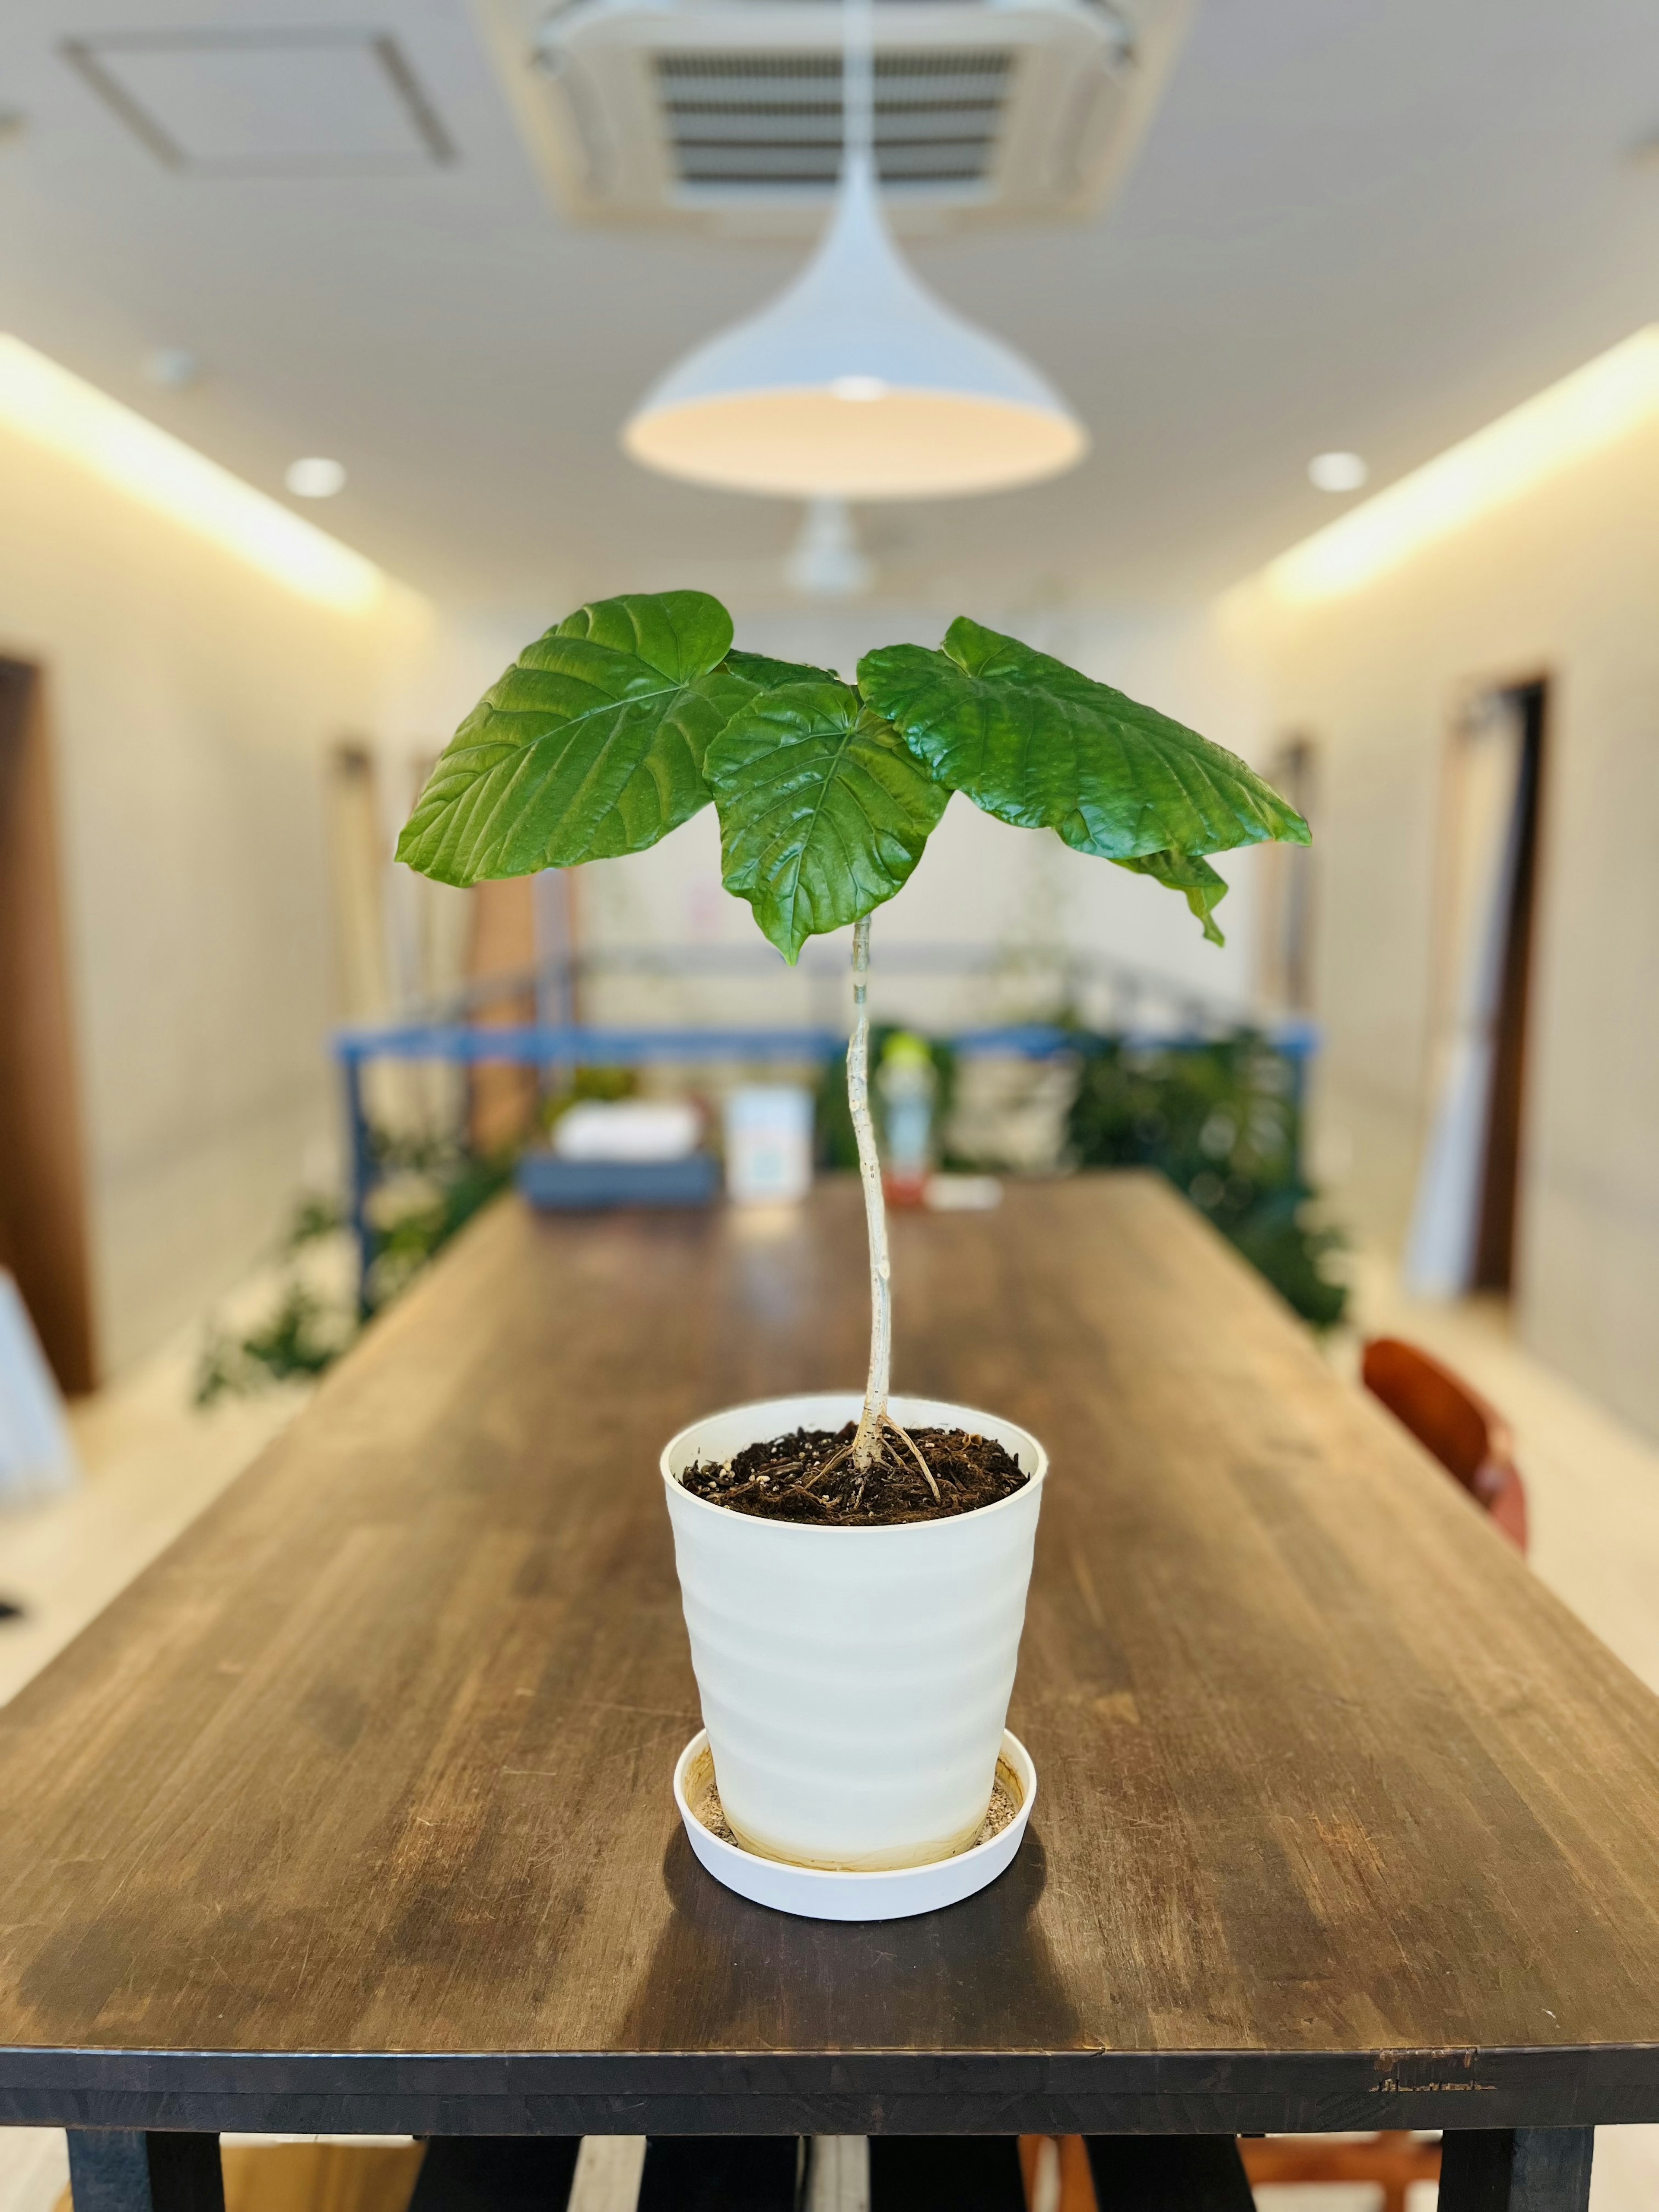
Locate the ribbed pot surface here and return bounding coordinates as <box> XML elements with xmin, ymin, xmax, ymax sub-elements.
<box><xmin>661</xmin><ymin>1392</ymin><xmax>1046</xmax><ymax>1870</ymax></box>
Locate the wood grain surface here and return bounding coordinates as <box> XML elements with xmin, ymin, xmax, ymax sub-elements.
<box><xmin>4</xmin><ymin>1176</ymin><xmax>1659</xmax><ymax>2137</ymax></box>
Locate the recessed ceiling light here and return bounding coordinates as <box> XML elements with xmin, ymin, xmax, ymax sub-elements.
<box><xmin>143</xmin><ymin>347</ymin><xmax>199</xmax><ymax>389</ymax></box>
<box><xmin>285</xmin><ymin>456</ymin><xmax>346</xmax><ymax>498</ymax></box>
<box><xmin>1309</xmin><ymin>450</ymin><xmax>1368</xmax><ymax>493</ymax></box>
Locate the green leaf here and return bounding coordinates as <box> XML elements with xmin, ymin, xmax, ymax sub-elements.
<box><xmin>556</xmin><ymin>588</ymin><xmax>733</xmax><ymax>670</ymax></box>
<box><xmin>858</xmin><ymin>616</ymin><xmax>1310</xmax><ymax>884</ymax></box>
<box><xmin>396</xmin><ymin>590</ymin><xmax>742</xmax><ymax>884</ymax></box>
<box><xmin>723</xmin><ymin>647</ymin><xmax>839</xmax><ymax>692</ymax></box>
<box><xmin>1114</xmin><ymin>850</ymin><xmax>1230</xmax><ymax>946</ymax></box>
<box><xmin>706</xmin><ymin>679</ymin><xmax>949</xmax><ymax>962</ymax></box>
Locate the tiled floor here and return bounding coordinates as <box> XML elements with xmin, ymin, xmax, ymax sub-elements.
<box><xmin>0</xmin><ymin>1335</ymin><xmax>306</xmax><ymax>1710</ymax></box>
<box><xmin>4</xmin><ymin>1236</ymin><xmax>1659</xmax><ymax>2212</ymax></box>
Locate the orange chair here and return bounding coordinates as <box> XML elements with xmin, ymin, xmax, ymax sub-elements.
<box><xmin>1361</xmin><ymin>1336</ymin><xmax>1527</xmax><ymax>1553</ymax></box>
<box><xmin>1019</xmin><ymin>2136</ymin><xmax>1096</xmax><ymax>2212</ymax></box>
<box><xmin>1238</xmin><ymin>2131</ymin><xmax>1441</xmax><ymax>2212</ymax></box>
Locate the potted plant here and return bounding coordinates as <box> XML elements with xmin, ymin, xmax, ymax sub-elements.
<box><xmin>397</xmin><ymin>590</ymin><xmax>1308</xmax><ymax>1881</ymax></box>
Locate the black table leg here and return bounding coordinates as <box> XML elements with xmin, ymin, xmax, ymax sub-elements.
<box><xmin>868</xmin><ymin>2136</ymin><xmax>1025</xmax><ymax>2212</ymax></box>
<box><xmin>1083</xmin><ymin>2136</ymin><xmax>1255</xmax><ymax>2212</ymax></box>
<box><xmin>406</xmin><ymin>2138</ymin><xmax>583</xmax><ymax>2212</ymax></box>
<box><xmin>67</xmin><ymin>2134</ymin><xmax>224</xmax><ymax>2212</ymax></box>
<box><xmin>66</xmin><ymin>2134</ymin><xmax>149</xmax><ymax>2212</ymax></box>
<box><xmin>1441</xmin><ymin>2130</ymin><xmax>1595</xmax><ymax>2212</ymax></box>
<box><xmin>638</xmin><ymin>2137</ymin><xmax>801</xmax><ymax>2212</ymax></box>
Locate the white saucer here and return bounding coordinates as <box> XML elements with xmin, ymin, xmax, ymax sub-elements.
<box><xmin>672</xmin><ymin>1728</ymin><xmax>1036</xmax><ymax>1921</ymax></box>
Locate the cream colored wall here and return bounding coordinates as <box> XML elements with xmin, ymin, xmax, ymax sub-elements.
<box><xmin>1228</xmin><ymin>411</ymin><xmax>1659</xmax><ymax>1437</ymax></box>
<box><xmin>0</xmin><ymin>419</ymin><xmax>437</xmax><ymax>1374</ymax></box>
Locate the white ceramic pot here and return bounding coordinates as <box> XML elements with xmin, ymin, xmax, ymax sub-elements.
<box><xmin>660</xmin><ymin>1392</ymin><xmax>1046</xmax><ymax>1871</ymax></box>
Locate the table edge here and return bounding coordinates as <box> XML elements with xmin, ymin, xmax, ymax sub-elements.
<box><xmin>4</xmin><ymin>2041</ymin><xmax>1659</xmax><ymax>2135</ymax></box>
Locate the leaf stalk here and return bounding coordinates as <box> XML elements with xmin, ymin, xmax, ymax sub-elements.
<box><xmin>848</xmin><ymin>915</ymin><xmax>890</xmax><ymax>1471</ymax></box>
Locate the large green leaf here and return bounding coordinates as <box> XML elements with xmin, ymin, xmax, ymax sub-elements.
<box><xmin>723</xmin><ymin>647</ymin><xmax>838</xmax><ymax>692</ymax></box>
<box><xmin>706</xmin><ymin>679</ymin><xmax>949</xmax><ymax>962</ymax></box>
<box><xmin>396</xmin><ymin>590</ymin><xmax>744</xmax><ymax>884</ymax></box>
<box><xmin>1114</xmin><ymin>850</ymin><xmax>1230</xmax><ymax>946</ymax></box>
<box><xmin>858</xmin><ymin>615</ymin><xmax>1310</xmax><ymax>869</ymax></box>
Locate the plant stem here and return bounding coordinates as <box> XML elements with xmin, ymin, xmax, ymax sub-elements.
<box><xmin>848</xmin><ymin>914</ymin><xmax>890</xmax><ymax>1470</ymax></box>
<box><xmin>842</xmin><ymin>0</ymin><xmax>874</xmax><ymax>165</ymax></box>
<box><xmin>843</xmin><ymin>0</ymin><xmax>891</xmax><ymax>1481</ymax></box>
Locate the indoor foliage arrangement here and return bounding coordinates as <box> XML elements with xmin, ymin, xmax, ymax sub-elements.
<box><xmin>1067</xmin><ymin>1030</ymin><xmax>1348</xmax><ymax>1328</ymax></box>
<box><xmin>397</xmin><ymin>588</ymin><xmax>1310</xmax><ymax>1889</ymax></box>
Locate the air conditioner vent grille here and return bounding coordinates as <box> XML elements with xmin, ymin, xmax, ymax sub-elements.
<box><xmin>654</xmin><ymin>47</ymin><xmax>1011</xmax><ymax>189</ymax></box>
<box><xmin>654</xmin><ymin>49</ymin><xmax>1012</xmax><ymax>78</ymax></box>
<box><xmin>483</xmin><ymin>0</ymin><xmax>1192</xmax><ymax>232</ymax></box>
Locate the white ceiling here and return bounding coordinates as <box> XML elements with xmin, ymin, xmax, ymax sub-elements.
<box><xmin>1</xmin><ymin>0</ymin><xmax>1657</xmax><ymax>616</ymax></box>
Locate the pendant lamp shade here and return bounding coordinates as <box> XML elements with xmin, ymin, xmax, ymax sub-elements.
<box><xmin>622</xmin><ymin>154</ymin><xmax>1088</xmax><ymax>501</ymax></box>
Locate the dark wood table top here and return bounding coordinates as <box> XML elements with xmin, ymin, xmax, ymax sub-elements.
<box><xmin>4</xmin><ymin>1175</ymin><xmax>1659</xmax><ymax>2139</ymax></box>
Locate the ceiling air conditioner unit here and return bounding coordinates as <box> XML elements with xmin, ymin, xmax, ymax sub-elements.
<box><xmin>474</xmin><ymin>0</ymin><xmax>1193</xmax><ymax>236</ymax></box>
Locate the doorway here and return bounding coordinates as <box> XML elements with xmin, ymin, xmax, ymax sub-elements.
<box><xmin>1471</xmin><ymin>680</ymin><xmax>1545</xmax><ymax>1290</ymax></box>
<box><xmin>1404</xmin><ymin>679</ymin><xmax>1546</xmax><ymax>1300</ymax></box>
<box><xmin>0</xmin><ymin>660</ymin><xmax>97</xmax><ymax>1391</ymax></box>
<box><xmin>1258</xmin><ymin>735</ymin><xmax>1319</xmax><ymax>1014</ymax></box>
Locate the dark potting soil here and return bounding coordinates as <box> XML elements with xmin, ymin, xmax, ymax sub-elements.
<box><xmin>680</xmin><ymin>1422</ymin><xmax>1029</xmax><ymax>1526</ymax></box>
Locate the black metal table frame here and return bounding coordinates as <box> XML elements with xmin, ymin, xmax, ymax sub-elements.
<box><xmin>6</xmin><ymin>2044</ymin><xmax>1635</xmax><ymax>2212</ymax></box>
<box><xmin>47</xmin><ymin>2122</ymin><xmax>1598</xmax><ymax>2212</ymax></box>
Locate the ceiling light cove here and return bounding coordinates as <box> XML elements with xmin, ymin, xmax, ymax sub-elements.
<box><xmin>0</xmin><ymin>337</ymin><xmax>387</xmax><ymax>613</ymax></box>
<box><xmin>1266</xmin><ymin>325</ymin><xmax>1659</xmax><ymax>604</ymax></box>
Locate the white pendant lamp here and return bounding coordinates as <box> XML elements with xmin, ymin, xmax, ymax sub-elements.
<box><xmin>786</xmin><ymin>496</ymin><xmax>874</xmax><ymax>597</ymax></box>
<box><xmin>621</xmin><ymin>0</ymin><xmax>1087</xmax><ymax>501</ymax></box>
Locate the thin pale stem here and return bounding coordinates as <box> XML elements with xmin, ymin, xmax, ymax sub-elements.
<box><xmin>842</xmin><ymin>0</ymin><xmax>874</xmax><ymax>166</ymax></box>
<box><xmin>849</xmin><ymin>915</ymin><xmax>890</xmax><ymax>1471</ymax></box>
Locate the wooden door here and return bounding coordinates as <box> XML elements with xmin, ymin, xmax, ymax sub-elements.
<box><xmin>1471</xmin><ymin>679</ymin><xmax>1545</xmax><ymax>1291</ymax></box>
<box><xmin>1405</xmin><ymin>678</ymin><xmax>1546</xmax><ymax>1300</ymax></box>
<box><xmin>0</xmin><ymin>660</ymin><xmax>96</xmax><ymax>1392</ymax></box>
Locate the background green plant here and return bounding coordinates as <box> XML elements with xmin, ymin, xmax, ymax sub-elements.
<box><xmin>360</xmin><ymin>1135</ymin><xmax>519</xmax><ymax>1313</ymax></box>
<box><xmin>195</xmin><ymin>1278</ymin><xmax>351</xmax><ymax>1405</ymax></box>
<box><xmin>194</xmin><ymin>1139</ymin><xmax>517</xmax><ymax>1404</ymax></box>
<box><xmin>816</xmin><ymin>1025</ymin><xmax>1347</xmax><ymax>1326</ymax></box>
<box><xmin>1065</xmin><ymin>1033</ymin><xmax>1347</xmax><ymax>1327</ymax></box>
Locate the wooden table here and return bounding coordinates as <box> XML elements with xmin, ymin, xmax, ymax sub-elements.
<box><xmin>4</xmin><ymin>1176</ymin><xmax>1659</xmax><ymax>2211</ymax></box>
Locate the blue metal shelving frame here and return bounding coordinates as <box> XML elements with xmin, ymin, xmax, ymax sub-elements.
<box><xmin>332</xmin><ymin>944</ymin><xmax>1316</xmax><ymax>1303</ymax></box>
